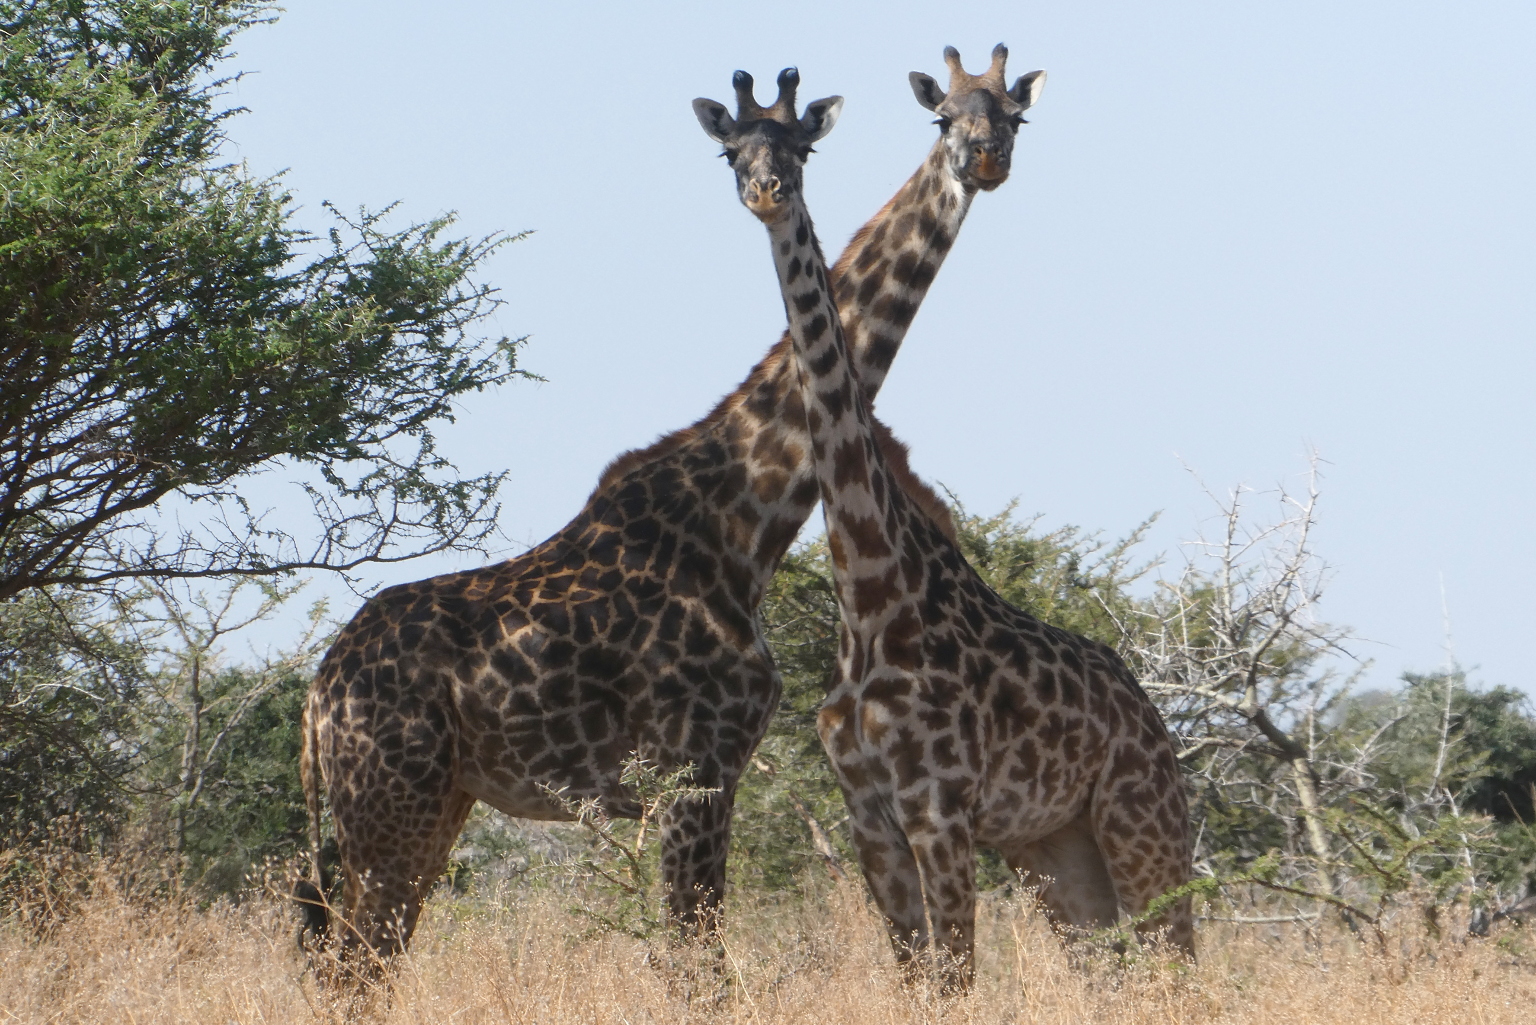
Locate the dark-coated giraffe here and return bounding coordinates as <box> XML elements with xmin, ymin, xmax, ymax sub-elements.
<box><xmin>697</xmin><ymin>54</ymin><xmax>1192</xmax><ymax>991</ymax></box>
<box><xmin>297</xmin><ymin>46</ymin><xmax>1045</xmax><ymax>963</ymax></box>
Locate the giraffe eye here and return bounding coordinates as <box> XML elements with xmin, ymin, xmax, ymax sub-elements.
<box><xmin>933</xmin><ymin>116</ymin><xmax>952</xmax><ymax>134</ymax></box>
<box><xmin>1012</xmin><ymin>115</ymin><xmax>1029</xmax><ymax>126</ymax></box>
<box><xmin>721</xmin><ymin>148</ymin><xmax>739</xmax><ymax>165</ymax></box>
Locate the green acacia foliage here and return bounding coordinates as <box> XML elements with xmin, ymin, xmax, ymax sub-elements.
<box><xmin>730</xmin><ymin>504</ymin><xmax>1153</xmax><ymax>894</ymax></box>
<box><xmin>731</xmin><ymin>537</ymin><xmax>848</xmax><ymax>892</ymax></box>
<box><xmin>147</xmin><ymin>664</ymin><xmax>310</xmax><ymax>895</ymax></box>
<box><xmin>0</xmin><ymin>577</ymin><xmax>323</xmax><ymax>877</ymax></box>
<box><xmin>1382</xmin><ymin>673</ymin><xmax>1536</xmax><ymax>826</ymax></box>
<box><xmin>0</xmin><ymin>1</ymin><xmax>530</xmax><ymax>601</ymax></box>
<box><xmin>1336</xmin><ymin>672</ymin><xmax>1536</xmax><ymax>897</ymax></box>
<box><xmin>0</xmin><ymin>588</ymin><xmax>146</xmax><ymax>845</ymax></box>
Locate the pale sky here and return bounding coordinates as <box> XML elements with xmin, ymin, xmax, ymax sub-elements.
<box><xmin>223</xmin><ymin>1</ymin><xmax>1534</xmax><ymax>697</ymax></box>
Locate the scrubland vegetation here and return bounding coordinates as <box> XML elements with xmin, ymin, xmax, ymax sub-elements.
<box><xmin>3</xmin><ymin>838</ymin><xmax>1534</xmax><ymax>1025</ymax></box>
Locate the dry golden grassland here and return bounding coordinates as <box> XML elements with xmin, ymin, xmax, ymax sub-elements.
<box><xmin>2</xmin><ymin>870</ymin><xmax>1533</xmax><ymax>1025</ymax></box>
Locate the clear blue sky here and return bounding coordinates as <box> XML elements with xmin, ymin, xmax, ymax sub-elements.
<box><xmin>223</xmin><ymin>1</ymin><xmax>1534</xmax><ymax>696</ymax></box>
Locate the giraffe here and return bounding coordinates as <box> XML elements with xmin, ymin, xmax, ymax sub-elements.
<box><xmin>296</xmin><ymin>45</ymin><xmax>1045</xmax><ymax>964</ymax></box>
<box><xmin>696</xmin><ymin>58</ymin><xmax>1193</xmax><ymax>990</ymax></box>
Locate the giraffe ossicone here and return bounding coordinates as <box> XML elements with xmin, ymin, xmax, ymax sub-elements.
<box><xmin>699</xmin><ymin>55</ymin><xmax>1193</xmax><ymax>992</ymax></box>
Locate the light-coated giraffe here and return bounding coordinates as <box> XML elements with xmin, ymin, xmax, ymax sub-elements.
<box><xmin>296</xmin><ymin>46</ymin><xmax>1045</xmax><ymax>965</ymax></box>
<box><xmin>695</xmin><ymin>59</ymin><xmax>1192</xmax><ymax>990</ymax></box>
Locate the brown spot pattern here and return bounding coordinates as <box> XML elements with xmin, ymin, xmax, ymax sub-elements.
<box><xmin>749</xmin><ymin>102</ymin><xmax>1193</xmax><ymax>991</ymax></box>
<box><xmin>299</xmin><ymin>130</ymin><xmax>989</xmax><ymax>965</ymax></box>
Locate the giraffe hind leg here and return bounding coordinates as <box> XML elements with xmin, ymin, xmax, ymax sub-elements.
<box><xmin>331</xmin><ymin>779</ymin><xmax>477</xmax><ymax>968</ymax></box>
<box><xmin>1002</xmin><ymin>813</ymin><xmax>1120</xmax><ymax>946</ymax></box>
<box><xmin>1092</xmin><ymin>753</ymin><xmax>1196</xmax><ymax>958</ymax></box>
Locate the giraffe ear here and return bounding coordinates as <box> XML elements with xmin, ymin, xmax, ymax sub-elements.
<box><xmin>1008</xmin><ymin>70</ymin><xmax>1046</xmax><ymax>111</ymax></box>
<box><xmin>909</xmin><ymin>72</ymin><xmax>946</xmax><ymax>111</ymax></box>
<box><xmin>692</xmin><ymin>98</ymin><xmax>735</xmax><ymax>143</ymax></box>
<box><xmin>800</xmin><ymin>95</ymin><xmax>843</xmax><ymax>142</ymax></box>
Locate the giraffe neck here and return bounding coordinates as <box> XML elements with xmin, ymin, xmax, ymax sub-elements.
<box><xmin>763</xmin><ymin>195</ymin><xmax>912</xmax><ymax>614</ymax></box>
<box><xmin>592</xmin><ymin>141</ymin><xmax>972</xmax><ymax>609</ymax></box>
<box><xmin>831</xmin><ymin>142</ymin><xmax>972</xmax><ymax>400</ymax></box>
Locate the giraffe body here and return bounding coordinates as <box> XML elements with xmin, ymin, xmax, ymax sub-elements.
<box><xmin>697</xmin><ymin>51</ymin><xmax>1191</xmax><ymax>991</ymax></box>
<box><xmin>299</xmin><ymin>50</ymin><xmax>1029</xmax><ymax>961</ymax></box>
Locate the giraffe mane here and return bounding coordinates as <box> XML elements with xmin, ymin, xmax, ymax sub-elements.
<box><xmin>592</xmin><ymin>333</ymin><xmax>954</xmax><ymax>544</ymax></box>
<box><xmin>592</xmin><ymin>334</ymin><xmax>791</xmax><ymax>494</ymax></box>
<box><xmin>593</xmin><ymin>185</ymin><xmax>884</xmax><ymax>497</ymax></box>
<box><xmin>869</xmin><ymin>418</ymin><xmax>958</xmax><ymax>544</ymax></box>
<box><xmin>594</xmin><ymin>140</ymin><xmax>955</xmax><ymax>527</ymax></box>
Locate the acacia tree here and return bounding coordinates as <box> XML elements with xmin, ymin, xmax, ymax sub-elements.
<box><xmin>1340</xmin><ymin>671</ymin><xmax>1536</xmax><ymax>931</ymax></box>
<box><xmin>1110</xmin><ymin>466</ymin><xmax>1356</xmax><ymax>890</ymax></box>
<box><xmin>136</xmin><ymin>580</ymin><xmax>328</xmax><ymax>859</ymax></box>
<box><xmin>122</xmin><ymin>579</ymin><xmax>330</xmax><ymax>890</ymax></box>
<box><xmin>1112</xmin><ymin>464</ymin><xmax>1519</xmax><ymax>938</ymax></box>
<box><xmin>0</xmin><ymin>0</ymin><xmax>531</xmax><ymax>602</ymax></box>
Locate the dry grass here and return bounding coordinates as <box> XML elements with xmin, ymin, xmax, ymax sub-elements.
<box><xmin>1</xmin><ymin>870</ymin><xmax>1533</xmax><ymax>1025</ymax></box>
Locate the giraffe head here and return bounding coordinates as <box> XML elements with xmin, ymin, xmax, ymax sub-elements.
<box><xmin>909</xmin><ymin>44</ymin><xmax>1046</xmax><ymax>192</ymax></box>
<box><xmin>693</xmin><ymin>68</ymin><xmax>843</xmax><ymax>225</ymax></box>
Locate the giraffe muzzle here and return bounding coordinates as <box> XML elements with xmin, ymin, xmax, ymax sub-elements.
<box><xmin>743</xmin><ymin>176</ymin><xmax>787</xmax><ymax>218</ymax></box>
<box><xmin>969</xmin><ymin>150</ymin><xmax>1009</xmax><ymax>187</ymax></box>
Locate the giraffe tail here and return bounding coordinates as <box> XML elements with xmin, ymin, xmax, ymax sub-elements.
<box><xmin>294</xmin><ymin>693</ymin><xmax>333</xmax><ymax>950</ymax></box>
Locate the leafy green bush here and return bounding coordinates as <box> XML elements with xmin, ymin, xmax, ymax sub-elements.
<box><xmin>0</xmin><ymin>0</ymin><xmax>530</xmax><ymax>603</ymax></box>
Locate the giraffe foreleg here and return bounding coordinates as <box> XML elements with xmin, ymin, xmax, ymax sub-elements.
<box><xmin>658</xmin><ymin>784</ymin><xmax>735</xmax><ymax>937</ymax></box>
<box><xmin>820</xmin><ymin>695</ymin><xmax>938</xmax><ymax>974</ymax></box>
<box><xmin>902</xmin><ymin>809</ymin><xmax>978</xmax><ymax>993</ymax></box>
<box><xmin>842</xmin><ymin>793</ymin><xmax>932</xmax><ymax>969</ymax></box>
